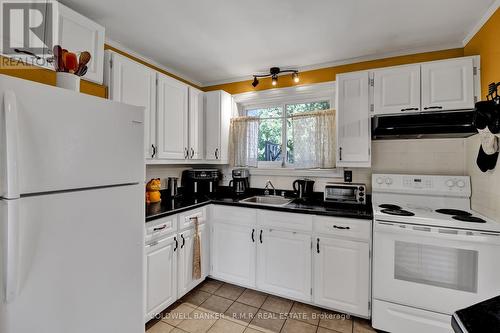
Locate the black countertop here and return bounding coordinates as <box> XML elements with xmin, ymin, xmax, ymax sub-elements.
<box><xmin>146</xmin><ymin>188</ymin><xmax>373</xmax><ymax>223</ymax></box>
<box><xmin>452</xmin><ymin>296</ymin><xmax>500</xmax><ymax>333</ymax></box>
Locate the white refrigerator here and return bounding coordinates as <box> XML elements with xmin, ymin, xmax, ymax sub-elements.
<box><xmin>0</xmin><ymin>75</ymin><xmax>145</xmax><ymax>333</ymax></box>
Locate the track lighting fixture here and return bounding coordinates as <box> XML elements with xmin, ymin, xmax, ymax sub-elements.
<box><xmin>251</xmin><ymin>67</ymin><xmax>299</xmax><ymax>87</ymax></box>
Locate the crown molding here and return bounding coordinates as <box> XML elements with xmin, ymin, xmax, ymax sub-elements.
<box><xmin>105</xmin><ymin>38</ymin><xmax>203</xmax><ymax>87</ymax></box>
<box><xmin>201</xmin><ymin>42</ymin><xmax>463</xmax><ymax>87</ymax></box>
<box><xmin>463</xmin><ymin>0</ymin><xmax>500</xmax><ymax>46</ymax></box>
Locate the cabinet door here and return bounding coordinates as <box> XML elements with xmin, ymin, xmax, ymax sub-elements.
<box><xmin>336</xmin><ymin>72</ymin><xmax>371</xmax><ymax>167</ymax></box>
<box><xmin>188</xmin><ymin>87</ymin><xmax>204</xmax><ymax>160</ymax></box>
<box><xmin>107</xmin><ymin>52</ymin><xmax>156</xmax><ymax>159</ymax></box>
<box><xmin>211</xmin><ymin>223</ymin><xmax>256</xmax><ymax>288</ymax></box>
<box><xmin>157</xmin><ymin>74</ymin><xmax>189</xmax><ymax>160</ymax></box>
<box><xmin>257</xmin><ymin>229</ymin><xmax>312</xmax><ymax>302</ymax></box>
<box><xmin>313</xmin><ymin>237</ymin><xmax>370</xmax><ymax>317</ymax></box>
<box><xmin>204</xmin><ymin>91</ymin><xmax>221</xmax><ymax>161</ymax></box>
<box><xmin>145</xmin><ymin>235</ymin><xmax>177</xmax><ymax>320</ymax></box>
<box><xmin>57</xmin><ymin>3</ymin><xmax>105</xmax><ymax>84</ymax></box>
<box><xmin>177</xmin><ymin>225</ymin><xmax>209</xmax><ymax>298</ymax></box>
<box><xmin>421</xmin><ymin>58</ymin><xmax>475</xmax><ymax>111</ymax></box>
<box><xmin>219</xmin><ymin>91</ymin><xmax>232</xmax><ymax>162</ymax></box>
<box><xmin>373</xmin><ymin>65</ymin><xmax>421</xmax><ymax>115</ymax></box>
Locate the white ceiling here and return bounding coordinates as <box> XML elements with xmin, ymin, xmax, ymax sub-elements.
<box><xmin>61</xmin><ymin>0</ymin><xmax>496</xmax><ymax>86</ymax></box>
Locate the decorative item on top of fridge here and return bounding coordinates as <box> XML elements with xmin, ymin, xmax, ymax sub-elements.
<box><xmin>474</xmin><ymin>82</ymin><xmax>500</xmax><ymax>172</ymax></box>
<box><xmin>52</xmin><ymin>45</ymin><xmax>91</xmax><ymax>91</ymax></box>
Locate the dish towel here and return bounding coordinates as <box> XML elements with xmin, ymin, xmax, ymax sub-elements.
<box><xmin>192</xmin><ymin>217</ymin><xmax>202</xmax><ymax>280</ymax></box>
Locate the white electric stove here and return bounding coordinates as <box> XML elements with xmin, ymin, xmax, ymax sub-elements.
<box><xmin>371</xmin><ymin>174</ymin><xmax>500</xmax><ymax>333</ymax></box>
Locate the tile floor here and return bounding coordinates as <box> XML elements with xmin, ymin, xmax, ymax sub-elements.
<box><xmin>146</xmin><ymin>278</ymin><xmax>378</xmax><ymax>333</ymax></box>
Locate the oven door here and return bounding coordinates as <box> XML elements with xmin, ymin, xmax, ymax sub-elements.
<box><xmin>373</xmin><ymin>220</ymin><xmax>500</xmax><ymax>315</ymax></box>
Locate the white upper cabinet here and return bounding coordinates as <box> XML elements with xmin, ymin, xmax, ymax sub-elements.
<box><xmin>57</xmin><ymin>3</ymin><xmax>105</xmax><ymax>84</ymax></box>
<box><xmin>204</xmin><ymin>90</ymin><xmax>232</xmax><ymax>163</ymax></box>
<box><xmin>104</xmin><ymin>51</ymin><xmax>156</xmax><ymax>159</ymax></box>
<box><xmin>336</xmin><ymin>71</ymin><xmax>371</xmax><ymax>168</ymax></box>
<box><xmin>421</xmin><ymin>57</ymin><xmax>476</xmax><ymax>111</ymax></box>
<box><xmin>157</xmin><ymin>73</ymin><xmax>189</xmax><ymax>160</ymax></box>
<box><xmin>188</xmin><ymin>87</ymin><xmax>205</xmax><ymax>160</ymax></box>
<box><xmin>256</xmin><ymin>229</ymin><xmax>312</xmax><ymax>302</ymax></box>
<box><xmin>373</xmin><ymin>65</ymin><xmax>421</xmax><ymax>115</ymax></box>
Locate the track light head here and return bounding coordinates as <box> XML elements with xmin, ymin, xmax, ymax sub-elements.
<box><xmin>293</xmin><ymin>72</ymin><xmax>299</xmax><ymax>83</ymax></box>
<box><xmin>252</xmin><ymin>76</ymin><xmax>259</xmax><ymax>87</ymax></box>
<box><xmin>272</xmin><ymin>75</ymin><xmax>278</xmax><ymax>86</ymax></box>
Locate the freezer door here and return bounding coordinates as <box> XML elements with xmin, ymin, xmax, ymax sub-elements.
<box><xmin>0</xmin><ymin>75</ymin><xmax>144</xmax><ymax>198</ymax></box>
<box><xmin>0</xmin><ymin>184</ymin><xmax>144</xmax><ymax>333</ymax></box>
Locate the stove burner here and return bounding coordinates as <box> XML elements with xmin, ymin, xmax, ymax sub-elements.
<box><xmin>452</xmin><ymin>215</ymin><xmax>486</xmax><ymax>223</ymax></box>
<box><xmin>379</xmin><ymin>204</ymin><xmax>402</xmax><ymax>210</ymax></box>
<box><xmin>381</xmin><ymin>209</ymin><xmax>415</xmax><ymax>216</ymax></box>
<box><xmin>436</xmin><ymin>209</ymin><xmax>472</xmax><ymax>216</ymax></box>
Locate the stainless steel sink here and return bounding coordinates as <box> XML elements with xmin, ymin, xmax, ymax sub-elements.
<box><xmin>239</xmin><ymin>195</ymin><xmax>293</xmax><ymax>207</ymax></box>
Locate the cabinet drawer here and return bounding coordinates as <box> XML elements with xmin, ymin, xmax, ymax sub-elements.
<box><xmin>178</xmin><ymin>207</ymin><xmax>207</xmax><ymax>230</ymax></box>
<box><xmin>145</xmin><ymin>215</ymin><xmax>177</xmax><ymax>242</ymax></box>
<box><xmin>313</xmin><ymin>216</ymin><xmax>371</xmax><ymax>241</ymax></box>
<box><xmin>211</xmin><ymin>205</ymin><xmax>257</xmax><ymax>226</ymax></box>
<box><xmin>258</xmin><ymin>210</ymin><xmax>312</xmax><ymax>232</ymax></box>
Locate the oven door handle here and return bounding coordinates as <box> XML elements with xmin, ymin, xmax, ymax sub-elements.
<box><xmin>375</xmin><ymin>221</ymin><xmax>500</xmax><ymax>244</ymax></box>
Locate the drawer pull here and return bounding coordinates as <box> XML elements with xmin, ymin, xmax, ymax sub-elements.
<box><xmin>333</xmin><ymin>225</ymin><xmax>351</xmax><ymax>230</ymax></box>
<box><xmin>153</xmin><ymin>225</ymin><xmax>167</xmax><ymax>231</ymax></box>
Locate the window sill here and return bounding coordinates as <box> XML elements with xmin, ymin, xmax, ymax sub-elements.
<box><xmin>247</xmin><ymin>167</ymin><xmax>343</xmax><ymax>178</ymax></box>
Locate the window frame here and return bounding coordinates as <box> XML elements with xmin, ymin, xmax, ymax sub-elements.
<box><xmin>233</xmin><ymin>81</ymin><xmax>338</xmax><ymax>175</ymax></box>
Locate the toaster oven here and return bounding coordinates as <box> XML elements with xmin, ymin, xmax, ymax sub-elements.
<box><xmin>324</xmin><ymin>183</ymin><xmax>366</xmax><ymax>204</ymax></box>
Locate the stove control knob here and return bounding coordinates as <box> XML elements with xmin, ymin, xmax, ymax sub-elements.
<box><xmin>385</xmin><ymin>178</ymin><xmax>393</xmax><ymax>185</ymax></box>
<box><xmin>376</xmin><ymin>177</ymin><xmax>384</xmax><ymax>184</ymax></box>
<box><xmin>446</xmin><ymin>179</ymin><xmax>455</xmax><ymax>188</ymax></box>
<box><xmin>456</xmin><ymin>180</ymin><xmax>466</xmax><ymax>188</ymax></box>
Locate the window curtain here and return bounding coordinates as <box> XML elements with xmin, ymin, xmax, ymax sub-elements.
<box><xmin>229</xmin><ymin>116</ymin><xmax>259</xmax><ymax>167</ymax></box>
<box><xmin>290</xmin><ymin>109</ymin><xmax>336</xmax><ymax>169</ymax></box>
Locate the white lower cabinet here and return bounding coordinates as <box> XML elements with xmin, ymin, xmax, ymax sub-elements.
<box><xmin>211</xmin><ymin>222</ymin><xmax>256</xmax><ymax>288</ymax></box>
<box><xmin>177</xmin><ymin>224</ymin><xmax>209</xmax><ymax>298</ymax></box>
<box><xmin>313</xmin><ymin>236</ymin><xmax>370</xmax><ymax>317</ymax></box>
<box><xmin>145</xmin><ymin>234</ymin><xmax>178</xmax><ymax>320</ymax></box>
<box><xmin>256</xmin><ymin>229</ymin><xmax>312</xmax><ymax>302</ymax></box>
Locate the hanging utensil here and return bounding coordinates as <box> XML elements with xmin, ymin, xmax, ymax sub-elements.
<box><xmin>52</xmin><ymin>45</ymin><xmax>62</xmax><ymax>71</ymax></box>
<box><xmin>77</xmin><ymin>65</ymin><xmax>88</xmax><ymax>77</ymax></box>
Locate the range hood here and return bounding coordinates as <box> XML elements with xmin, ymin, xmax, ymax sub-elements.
<box><xmin>371</xmin><ymin>110</ymin><xmax>477</xmax><ymax>139</ymax></box>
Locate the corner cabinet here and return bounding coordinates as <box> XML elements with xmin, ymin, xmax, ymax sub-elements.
<box><xmin>104</xmin><ymin>51</ymin><xmax>156</xmax><ymax>160</ymax></box>
<box><xmin>336</xmin><ymin>71</ymin><xmax>371</xmax><ymax>167</ymax></box>
<box><xmin>157</xmin><ymin>73</ymin><xmax>189</xmax><ymax>160</ymax></box>
<box><xmin>204</xmin><ymin>90</ymin><xmax>232</xmax><ymax>163</ymax></box>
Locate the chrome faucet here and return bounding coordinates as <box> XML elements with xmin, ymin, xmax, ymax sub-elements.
<box><xmin>264</xmin><ymin>180</ymin><xmax>276</xmax><ymax>196</ymax></box>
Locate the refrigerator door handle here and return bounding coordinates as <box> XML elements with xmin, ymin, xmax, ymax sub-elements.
<box><xmin>3</xmin><ymin>90</ymin><xmax>20</xmax><ymax>199</ymax></box>
<box><xmin>3</xmin><ymin>200</ymin><xmax>20</xmax><ymax>302</ymax></box>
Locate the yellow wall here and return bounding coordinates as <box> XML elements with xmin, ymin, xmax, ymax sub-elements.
<box><xmin>464</xmin><ymin>8</ymin><xmax>500</xmax><ymax>99</ymax></box>
<box><xmin>0</xmin><ymin>55</ymin><xmax>107</xmax><ymax>98</ymax></box>
<box><xmin>203</xmin><ymin>48</ymin><xmax>464</xmax><ymax>95</ymax></box>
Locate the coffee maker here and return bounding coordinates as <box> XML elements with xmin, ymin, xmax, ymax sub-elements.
<box><xmin>229</xmin><ymin>168</ymin><xmax>250</xmax><ymax>196</ymax></box>
<box><xmin>182</xmin><ymin>169</ymin><xmax>220</xmax><ymax>197</ymax></box>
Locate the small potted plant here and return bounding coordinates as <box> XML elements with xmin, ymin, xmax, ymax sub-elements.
<box><xmin>53</xmin><ymin>45</ymin><xmax>91</xmax><ymax>91</ymax></box>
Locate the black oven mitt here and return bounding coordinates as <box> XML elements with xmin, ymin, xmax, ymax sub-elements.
<box><xmin>477</xmin><ymin>145</ymin><xmax>499</xmax><ymax>172</ymax></box>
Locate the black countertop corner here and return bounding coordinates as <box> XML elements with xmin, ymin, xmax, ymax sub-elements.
<box><xmin>452</xmin><ymin>296</ymin><xmax>500</xmax><ymax>333</ymax></box>
<box><xmin>146</xmin><ymin>187</ymin><xmax>373</xmax><ymax>223</ymax></box>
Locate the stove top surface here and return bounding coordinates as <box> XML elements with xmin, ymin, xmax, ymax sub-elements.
<box><xmin>374</xmin><ymin>202</ymin><xmax>500</xmax><ymax>232</ymax></box>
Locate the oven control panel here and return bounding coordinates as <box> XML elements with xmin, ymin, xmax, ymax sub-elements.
<box><xmin>373</xmin><ymin>174</ymin><xmax>471</xmax><ymax>196</ymax></box>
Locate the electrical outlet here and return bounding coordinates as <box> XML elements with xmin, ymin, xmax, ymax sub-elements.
<box><xmin>344</xmin><ymin>170</ymin><xmax>353</xmax><ymax>183</ymax></box>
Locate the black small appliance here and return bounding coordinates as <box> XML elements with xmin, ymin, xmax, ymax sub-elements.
<box><xmin>293</xmin><ymin>179</ymin><xmax>315</xmax><ymax>200</ymax></box>
<box><xmin>182</xmin><ymin>169</ymin><xmax>220</xmax><ymax>197</ymax></box>
<box><xmin>229</xmin><ymin>168</ymin><xmax>250</xmax><ymax>195</ymax></box>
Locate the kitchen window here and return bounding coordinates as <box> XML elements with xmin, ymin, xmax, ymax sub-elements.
<box><xmin>230</xmin><ymin>86</ymin><xmax>336</xmax><ymax>169</ymax></box>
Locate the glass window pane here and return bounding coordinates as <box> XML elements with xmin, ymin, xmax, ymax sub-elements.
<box><xmin>246</xmin><ymin>106</ymin><xmax>283</xmax><ymax>118</ymax></box>
<box><xmin>286</xmin><ymin>101</ymin><xmax>330</xmax><ymax>116</ymax></box>
<box><xmin>258</xmin><ymin>118</ymin><xmax>282</xmax><ymax>162</ymax></box>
